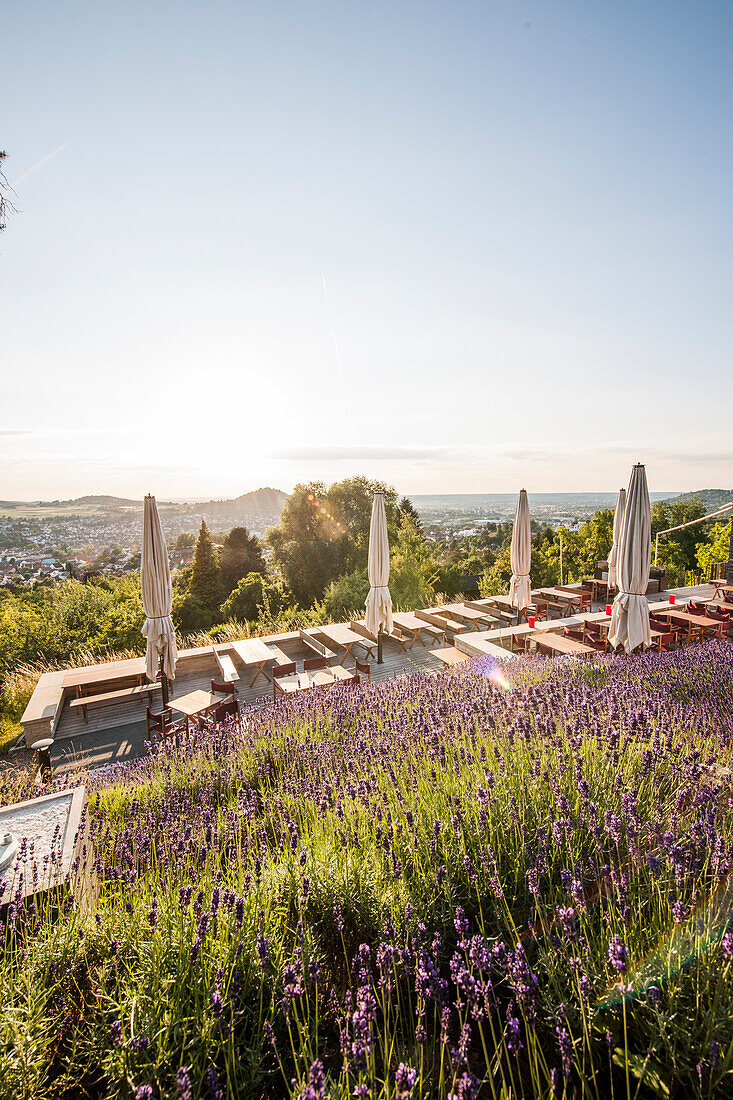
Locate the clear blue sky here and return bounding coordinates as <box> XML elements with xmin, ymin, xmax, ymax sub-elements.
<box><xmin>2</xmin><ymin>0</ymin><xmax>732</xmax><ymax>498</ymax></box>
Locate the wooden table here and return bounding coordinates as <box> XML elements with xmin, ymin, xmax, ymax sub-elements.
<box><xmin>317</xmin><ymin>623</ymin><xmax>376</xmax><ymax>659</ymax></box>
<box><xmin>431</xmin><ymin>645</ymin><xmax>470</xmax><ymax>669</ymax></box>
<box><xmin>707</xmin><ymin>580</ymin><xmax>733</xmax><ymax>601</ymax></box>
<box><xmin>168</xmin><ymin>689</ymin><xmax>218</xmax><ymax>732</ymax></box>
<box><xmin>62</xmin><ymin>662</ymin><xmax>148</xmax><ymax>693</ymax></box>
<box><xmin>440</xmin><ymin>604</ymin><xmax>494</xmax><ymax>628</ymax></box>
<box><xmin>310</xmin><ymin>664</ymin><xmax>356</xmax><ymax>687</ymax></box>
<box><xmin>273</xmin><ymin>671</ymin><xmax>312</xmax><ymax>699</ymax></box>
<box><xmin>392</xmin><ymin>612</ymin><xmax>445</xmax><ymax>648</ymax></box>
<box><xmin>231</xmin><ymin>638</ymin><xmax>280</xmax><ymax>686</ymax></box>
<box><xmin>655</xmin><ymin>609</ymin><xmax>725</xmax><ymax>642</ymax></box>
<box><xmin>537</xmin><ymin>588</ymin><xmax>583</xmax><ymax>613</ymax></box>
<box><xmin>533</xmin><ymin>633</ymin><xmax>595</xmax><ymax>657</ymax></box>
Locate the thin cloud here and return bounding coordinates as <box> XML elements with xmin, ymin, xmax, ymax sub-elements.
<box><xmin>11</xmin><ymin>142</ymin><xmax>72</xmax><ymax>188</ymax></box>
<box><xmin>273</xmin><ymin>445</ymin><xmax>449</xmax><ymax>462</ymax></box>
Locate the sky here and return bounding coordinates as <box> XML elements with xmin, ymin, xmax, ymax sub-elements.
<box><xmin>2</xmin><ymin>0</ymin><xmax>732</xmax><ymax>500</ymax></box>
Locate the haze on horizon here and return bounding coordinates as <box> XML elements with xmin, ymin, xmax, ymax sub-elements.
<box><xmin>2</xmin><ymin>1</ymin><xmax>732</xmax><ymax>501</ymax></box>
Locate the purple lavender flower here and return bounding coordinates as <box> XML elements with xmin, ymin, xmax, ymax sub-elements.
<box><xmin>207</xmin><ymin>1065</ymin><xmax>223</xmax><ymax>1100</ymax></box>
<box><xmin>134</xmin><ymin>1088</ymin><xmax>152</xmax><ymax>1100</ymax></box>
<box><xmin>395</xmin><ymin>1063</ymin><xmax>417</xmax><ymax>1098</ymax></box>
<box><xmin>556</xmin><ymin>1025</ymin><xmax>573</xmax><ymax>1081</ymax></box>
<box><xmin>608</xmin><ymin>935</ymin><xmax>628</xmax><ymax>973</ymax></box>
<box><xmin>176</xmin><ymin>1066</ymin><xmax>193</xmax><ymax>1100</ymax></box>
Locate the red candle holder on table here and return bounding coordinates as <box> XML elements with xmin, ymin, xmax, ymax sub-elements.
<box><xmin>669</xmin><ymin>593</ymin><xmax>676</xmax><ymax>605</ymax></box>
<box><xmin>528</xmin><ymin>616</ymin><xmax>535</xmax><ymax>628</ymax></box>
<box><xmin>605</xmin><ymin>604</ymin><xmax>612</xmax><ymax>616</ymax></box>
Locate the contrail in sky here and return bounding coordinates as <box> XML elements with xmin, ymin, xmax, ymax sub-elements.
<box><xmin>11</xmin><ymin>142</ymin><xmax>72</xmax><ymax>188</ymax></box>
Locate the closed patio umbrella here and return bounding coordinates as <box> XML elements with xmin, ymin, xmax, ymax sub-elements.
<box><xmin>607</xmin><ymin>487</ymin><xmax>626</xmax><ymax>588</ymax></box>
<box><xmin>509</xmin><ymin>489</ymin><xmax>532</xmax><ymax>612</ymax></box>
<box><xmin>141</xmin><ymin>494</ymin><xmax>178</xmax><ymax>703</ymax></box>
<box><xmin>608</xmin><ymin>464</ymin><xmax>651</xmax><ymax>654</ymax></box>
<box><xmin>365</xmin><ymin>492</ymin><xmax>393</xmax><ymax>663</ymax></box>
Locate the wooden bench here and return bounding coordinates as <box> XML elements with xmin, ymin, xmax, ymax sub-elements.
<box><xmin>67</xmin><ymin>682</ymin><xmax>161</xmax><ymax>723</ymax></box>
<box><xmin>267</xmin><ymin>644</ymin><xmax>291</xmax><ymax>666</ymax></box>
<box><xmin>432</xmin><ymin>646</ymin><xmax>471</xmax><ymax>669</ymax></box>
<box><xmin>213</xmin><ymin>647</ymin><xmax>239</xmax><ymax>684</ymax></box>
<box><xmin>299</xmin><ymin>629</ymin><xmax>336</xmax><ymax>663</ymax></box>
<box><xmin>349</xmin><ymin>619</ymin><xmax>410</xmax><ymax>652</ymax></box>
<box><xmin>415</xmin><ymin>609</ymin><xmax>465</xmax><ymax>637</ymax></box>
<box><xmin>463</xmin><ymin>601</ymin><xmax>513</xmax><ymax>625</ymax></box>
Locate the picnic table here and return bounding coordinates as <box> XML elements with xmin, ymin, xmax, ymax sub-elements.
<box><xmin>168</xmin><ymin>689</ymin><xmax>218</xmax><ymax>733</ymax></box>
<box><xmin>230</xmin><ymin>638</ymin><xmax>280</xmax><ymax>686</ymax></box>
<box><xmin>533</xmin><ymin>633</ymin><xmax>595</xmax><ymax>657</ymax></box>
<box><xmin>537</xmin><ymin>588</ymin><xmax>583</xmax><ymax>613</ymax></box>
<box><xmin>63</xmin><ymin>660</ymin><xmax>160</xmax><ymax>722</ymax></box>
<box><xmin>392</xmin><ymin>612</ymin><xmax>444</xmax><ymax>648</ymax></box>
<box><xmin>707</xmin><ymin>580</ymin><xmax>733</xmax><ymax>600</ymax></box>
<box><xmin>439</xmin><ymin>604</ymin><xmax>492</xmax><ymax>629</ymax></box>
<box><xmin>316</xmin><ymin>623</ymin><xmax>376</xmax><ymax>659</ymax></box>
<box><xmin>62</xmin><ymin>661</ymin><xmax>148</xmax><ymax>691</ymax></box>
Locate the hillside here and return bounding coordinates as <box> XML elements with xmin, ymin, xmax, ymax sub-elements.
<box><xmin>668</xmin><ymin>488</ymin><xmax>733</xmax><ymax>511</ymax></box>
<box><xmin>0</xmin><ymin>488</ymin><xmax>288</xmax><ymax>521</ymax></box>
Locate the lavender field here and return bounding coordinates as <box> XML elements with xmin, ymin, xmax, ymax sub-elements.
<box><xmin>2</xmin><ymin>643</ymin><xmax>733</xmax><ymax>1099</ymax></box>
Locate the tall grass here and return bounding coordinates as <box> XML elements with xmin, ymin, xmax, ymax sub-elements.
<box><xmin>1</xmin><ymin>643</ymin><xmax>733</xmax><ymax>1098</ymax></box>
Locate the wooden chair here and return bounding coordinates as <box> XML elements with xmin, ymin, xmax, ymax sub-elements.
<box><xmin>650</xmin><ymin>616</ymin><xmax>682</xmax><ymax>648</ymax></box>
<box><xmin>304</xmin><ymin>656</ymin><xmax>328</xmax><ymax>672</ymax></box>
<box><xmin>211</xmin><ymin>679</ymin><xmax>237</xmax><ymax>698</ymax></box>
<box><xmin>651</xmin><ymin>626</ymin><xmax>676</xmax><ymax>652</ymax></box>
<box><xmin>146</xmin><ymin>706</ymin><xmax>185</xmax><ymax>744</ymax></box>
<box><xmin>583</xmin><ymin>622</ymin><xmax>608</xmax><ymax>652</ymax></box>
<box><xmin>353</xmin><ymin>658</ymin><xmax>371</xmax><ymax>681</ymax></box>
<box><xmin>272</xmin><ymin>661</ymin><xmax>297</xmax><ymax>702</ymax></box>
<box><xmin>563</xmin><ymin>626</ymin><xmax>585</xmax><ymax>643</ymax></box>
<box><xmin>211</xmin><ymin>696</ymin><xmax>240</xmax><ymax>723</ymax></box>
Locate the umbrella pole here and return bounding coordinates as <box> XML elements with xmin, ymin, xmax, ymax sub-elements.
<box><xmin>377</xmin><ymin>627</ymin><xmax>383</xmax><ymax>665</ymax></box>
<box><xmin>158</xmin><ymin>654</ymin><xmax>169</xmax><ymax>707</ymax></box>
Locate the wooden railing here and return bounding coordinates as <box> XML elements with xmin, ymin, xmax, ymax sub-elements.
<box><xmin>685</xmin><ymin>561</ymin><xmax>729</xmax><ymax>587</ymax></box>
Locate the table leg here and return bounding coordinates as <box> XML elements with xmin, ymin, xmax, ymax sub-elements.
<box><xmin>250</xmin><ymin>663</ymin><xmax>269</xmax><ymax>687</ymax></box>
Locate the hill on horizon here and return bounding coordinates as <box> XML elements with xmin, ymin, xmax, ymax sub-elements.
<box><xmin>667</xmin><ymin>488</ymin><xmax>733</xmax><ymax>511</ymax></box>
<box><xmin>0</xmin><ymin>487</ymin><xmax>289</xmax><ymax>520</ymax></box>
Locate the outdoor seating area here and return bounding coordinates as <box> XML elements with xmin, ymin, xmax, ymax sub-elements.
<box><xmin>20</xmin><ymin>577</ymin><xmax>730</xmax><ymax>774</ymax></box>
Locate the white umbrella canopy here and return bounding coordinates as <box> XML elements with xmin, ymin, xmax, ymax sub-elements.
<box><xmin>608</xmin><ymin>465</ymin><xmax>652</xmax><ymax>654</ymax></box>
<box><xmin>508</xmin><ymin>489</ymin><xmax>532</xmax><ymax>610</ymax></box>
<box><xmin>607</xmin><ymin>488</ymin><xmax>626</xmax><ymax>588</ymax></box>
<box><xmin>141</xmin><ymin>494</ymin><xmax>178</xmax><ymax>686</ymax></box>
<box><xmin>365</xmin><ymin>492</ymin><xmax>393</xmax><ymax>638</ymax></box>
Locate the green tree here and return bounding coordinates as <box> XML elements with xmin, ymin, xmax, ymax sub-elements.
<box><xmin>219</xmin><ymin>527</ymin><xmax>266</xmax><ymax>596</ymax></box>
<box><xmin>267</xmin><ymin>478</ymin><xmax>398</xmax><ymax>607</ymax></box>
<box><xmin>389</xmin><ymin>514</ymin><xmax>436</xmax><ymax>609</ymax></box>
<box><xmin>221</xmin><ymin>572</ymin><xmax>286</xmax><ymax>623</ymax></box>
<box><xmin>397</xmin><ymin>496</ymin><xmax>422</xmax><ymax>532</ymax></box>
<box><xmin>188</xmin><ymin>520</ymin><xmax>223</xmax><ymax>618</ymax></box>
<box><xmin>696</xmin><ymin>520</ymin><xmax>732</xmax><ymax>576</ymax></box>
<box><xmin>651</xmin><ymin>499</ymin><xmax>708</xmax><ymax>585</ymax></box>
<box><xmin>321</xmin><ymin>570</ymin><xmax>371</xmax><ymax>620</ymax></box>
